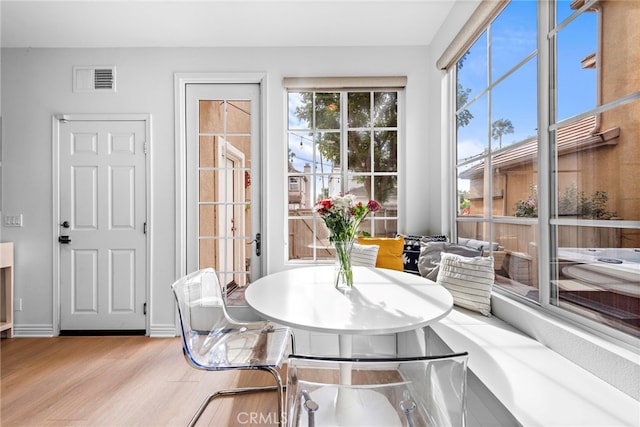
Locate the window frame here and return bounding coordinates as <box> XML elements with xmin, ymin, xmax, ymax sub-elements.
<box><xmin>285</xmin><ymin>86</ymin><xmax>404</xmax><ymax>264</ymax></box>
<box><xmin>447</xmin><ymin>0</ymin><xmax>640</xmax><ymax>348</ymax></box>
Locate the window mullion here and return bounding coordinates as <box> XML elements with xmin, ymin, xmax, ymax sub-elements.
<box><xmin>341</xmin><ymin>91</ymin><xmax>348</xmax><ymax>194</ymax></box>
<box><xmin>538</xmin><ymin>0</ymin><xmax>552</xmax><ymax>307</ymax></box>
<box><xmin>486</xmin><ymin>25</ymin><xmax>494</xmax><ymax>248</ymax></box>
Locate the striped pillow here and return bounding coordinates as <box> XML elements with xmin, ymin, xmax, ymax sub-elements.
<box><xmin>436</xmin><ymin>252</ymin><xmax>494</xmax><ymax>316</ymax></box>
<box><xmin>350</xmin><ymin>243</ymin><xmax>380</xmax><ymax>267</ymax></box>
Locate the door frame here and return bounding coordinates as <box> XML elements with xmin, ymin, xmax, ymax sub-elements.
<box><xmin>174</xmin><ymin>73</ymin><xmax>267</xmax><ymax>280</ymax></box>
<box><xmin>217</xmin><ymin>137</ymin><xmax>247</xmax><ymax>285</ymax></box>
<box><xmin>52</xmin><ymin>113</ymin><xmax>152</xmax><ymax>336</ymax></box>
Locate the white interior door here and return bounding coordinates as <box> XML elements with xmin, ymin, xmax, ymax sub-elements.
<box><xmin>185</xmin><ymin>83</ymin><xmax>260</xmax><ymax>304</ymax></box>
<box><xmin>58</xmin><ymin>118</ymin><xmax>147</xmax><ymax>331</ymax></box>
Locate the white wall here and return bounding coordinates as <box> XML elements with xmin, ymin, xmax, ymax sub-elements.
<box><xmin>1</xmin><ymin>45</ymin><xmax>444</xmax><ymax>335</ymax></box>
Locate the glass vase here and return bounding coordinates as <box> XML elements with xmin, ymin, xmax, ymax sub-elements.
<box><xmin>334</xmin><ymin>240</ymin><xmax>355</xmax><ymax>291</ymax></box>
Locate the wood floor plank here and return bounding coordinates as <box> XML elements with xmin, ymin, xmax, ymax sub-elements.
<box><xmin>1</xmin><ymin>336</ymin><xmax>282</xmax><ymax>426</ymax></box>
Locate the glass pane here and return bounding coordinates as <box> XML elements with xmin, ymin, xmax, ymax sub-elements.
<box><xmin>554</xmin><ymin>100</ymin><xmax>639</xmax><ymax>222</ymax></box>
<box><xmin>457</xmin><ymin>160</ymin><xmax>480</xmax><ymax>216</ymax></box>
<box><xmin>288</xmin><ymin>92</ymin><xmax>311</xmax><ymax>129</ymax></box>
<box><xmin>345</xmin><ymin>174</ymin><xmax>370</xmax><ymax>202</ymax></box>
<box><xmin>491</xmin><ymin>57</ymin><xmax>538</xmax><ymax>150</ymax></box>
<box><xmin>317</xmin><ymin>131</ymin><xmax>341</xmax><ymax>171</ymax></box>
<box><xmin>199</xmin><ymin>239</ymin><xmax>215</xmax><ymax>269</ymax></box>
<box><xmin>457</xmin><ymin>31</ymin><xmax>488</xmax><ymax>104</ymax></box>
<box><xmin>374</xmin><ymin>130</ymin><xmax>397</xmax><ymax>172</ymax></box>
<box><xmin>199</xmin><ymin>170</ymin><xmax>215</xmax><ymax>202</ymax></box>
<box><xmin>288</xmin><ymin>174</ymin><xmax>309</xmax><ymax>208</ymax></box>
<box><xmin>373</xmin><ymin>176</ymin><xmax>397</xmax><ymax>210</ymax></box>
<box><xmin>553</xmin><ymin>225</ymin><xmax>640</xmax><ymax>338</ymax></box>
<box><xmin>372</xmin><ymin>218</ymin><xmax>398</xmax><ymax>238</ymax></box>
<box><xmin>599</xmin><ymin>2</ymin><xmax>640</xmax><ymax>101</ymax></box>
<box><xmin>288</xmin><ymin>218</ymin><xmax>335</xmax><ymax>261</ymax></box>
<box><xmin>457</xmin><ymin>160</ymin><xmax>484</xmax><ymax>217</ymax></box>
<box><xmin>315</xmin><ymin>92</ymin><xmax>341</xmax><ymax>130</ymax></box>
<box><xmin>288</xmin><ymin>132</ymin><xmax>313</xmax><ymax>172</ymax></box>
<box><xmin>556</xmin><ymin>0</ymin><xmax>576</xmax><ymax>26</ymax></box>
<box><xmin>557</xmin><ymin>10</ymin><xmax>597</xmax><ymax>121</ymax></box>
<box><xmin>457</xmin><ymin>93</ymin><xmax>488</xmax><ymax>162</ymax></box>
<box><xmin>199</xmin><ymin>136</ymin><xmax>215</xmax><ymax>167</ymax></box>
<box><xmin>374</xmin><ymin>92</ymin><xmax>398</xmax><ymax>127</ymax></box>
<box><xmin>199</xmin><ymin>100</ymin><xmax>224</xmax><ymax>133</ymax></box>
<box><xmin>493</xmin><ymin>222</ymin><xmax>540</xmax><ymax>301</ymax></box>
<box><xmin>226</xmin><ymin>100</ymin><xmax>251</xmax><ymax>133</ymax></box>
<box><xmin>485</xmin><ymin>145</ymin><xmax>539</xmax><ymax>218</ymax></box>
<box><xmin>199</xmin><ymin>204</ymin><xmax>216</xmax><ymax>237</ymax></box>
<box><xmin>348</xmin><ymin>130</ymin><xmax>371</xmax><ymax>173</ymax></box>
<box><xmin>348</xmin><ymin>92</ymin><xmax>371</xmax><ymax>128</ymax></box>
<box><xmin>491</xmin><ymin>0</ymin><xmax>537</xmax><ymax>82</ymax></box>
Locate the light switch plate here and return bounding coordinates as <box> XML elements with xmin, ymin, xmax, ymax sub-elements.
<box><xmin>3</xmin><ymin>214</ymin><xmax>23</xmax><ymax>227</ymax></box>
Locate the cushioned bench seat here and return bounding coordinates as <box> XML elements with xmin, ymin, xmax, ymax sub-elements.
<box><xmin>427</xmin><ymin>307</ymin><xmax>640</xmax><ymax>427</ymax></box>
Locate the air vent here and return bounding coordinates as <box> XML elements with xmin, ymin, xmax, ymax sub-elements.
<box><xmin>73</xmin><ymin>66</ymin><xmax>116</xmax><ymax>93</ymax></box>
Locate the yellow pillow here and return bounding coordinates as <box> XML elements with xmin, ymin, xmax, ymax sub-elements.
<box><xmin>357</xmin><ymin>236</ymin><xmax>404</xmax><ymax>271</ymax></box>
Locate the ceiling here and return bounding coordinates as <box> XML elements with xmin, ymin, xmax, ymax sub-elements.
<box><xmin>1</xmin><ymin>0</ymin><xmax>462</xmax><ymax>48</ymax></box>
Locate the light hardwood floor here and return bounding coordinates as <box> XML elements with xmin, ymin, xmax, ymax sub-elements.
<box><xmin>1</xmin><ymin>336</ymin><xmax>282</xmax><ymax>426</ymax></box>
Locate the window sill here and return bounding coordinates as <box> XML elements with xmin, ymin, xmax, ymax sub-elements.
<box><xmin>490</xmin><ymin>290</ymin><xmax>640</xmax><ymax>401</ymax></box>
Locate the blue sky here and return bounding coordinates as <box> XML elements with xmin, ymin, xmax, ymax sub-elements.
<box><xmin>456</xmin><ymin>0</ymin><xmax>597</xmax><ymax>167</ymax></box>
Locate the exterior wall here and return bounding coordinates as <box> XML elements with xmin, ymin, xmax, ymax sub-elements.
<box><xmin>463</xmin><ymin>1</ymin><xmax>640</xmax><ymax>247</ymax></box>
<box><xmin>598</xmin><ymin>1</ymin><xmax>640</xmax><ymax>245</ymax></box>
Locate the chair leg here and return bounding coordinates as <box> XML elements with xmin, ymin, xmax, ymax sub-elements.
<box><xmin>188</xmin><ymin>367</ymin><xmax>285</xmax><ymax>427</ymax></box>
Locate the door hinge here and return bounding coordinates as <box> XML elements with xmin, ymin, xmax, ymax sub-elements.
<box><xmin>143</xmin><ymin>222</ymin><xmax>147</xmax><ymax>234</ymax></box>
<box><xmin>143</xmin><ymin>142</ymin><xmax>148</xmax><ymax>155</ymax></box>
<box><xmin>143</xmin><ymin>302</ymin><xmax>147</xmax><ymax>315</ymax></box>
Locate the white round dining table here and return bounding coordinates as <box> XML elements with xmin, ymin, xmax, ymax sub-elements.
<box><xmin>246</xmin><ymin>265</ymin><xmax>454</xmax><ymax>420</ymax></box>
<box><xmin>245</xmin><ymin>265</ymin><xmax>453</xmax><ymax>339</ymax></box>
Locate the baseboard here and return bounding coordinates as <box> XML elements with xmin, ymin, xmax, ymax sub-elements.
<box><xmin>12</xmin><ymin>324</ymin><xmax>55</xmax><ymax>337</ymax></box>
<box><xmin>150</xmin><ymin>324</ymin><xmax>178</xmax><ymax>338</ymax></box>
<box><xmin>60</xmin><ymin>330</ymin><xmax>145</xmax><ymax>336</ymax></box>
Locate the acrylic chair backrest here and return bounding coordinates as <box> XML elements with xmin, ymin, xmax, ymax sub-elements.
<box><xmin>172</xmin><ymin>268</ymin><xmax>265</xmax><ymax>370</ymax></box>
<box><xmin>286</xmin><ymin>352</ymin><xmax>469</xmax><ymax>427</ymax></box>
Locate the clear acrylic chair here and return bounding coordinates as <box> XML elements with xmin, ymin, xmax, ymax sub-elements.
<box><xmin>172</xmin><ymin>268</ymin><xmax>294</xmax><ymax>427</ymax></box>
<box><xmin>286</xmin><ymin>352</ymin><xmax>468</xmax><ymax>427</ymax></box>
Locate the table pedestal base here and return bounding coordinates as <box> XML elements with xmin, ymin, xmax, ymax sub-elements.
<box><xmin>304</xmin><ymin>387</ymin><xmax>403</xmax><ymax>427</ymax></box>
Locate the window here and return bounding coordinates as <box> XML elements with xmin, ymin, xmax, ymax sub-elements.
<box><xmin>289</xmin><ymin>177</ymin><xmax>300</xmax><ymax>192</ymax></box>
<box><xmin>287</xmin><ymin>88</ymin><xmax>401</xmax><ymax>261</ymax></box>
<box><xmin>450</xmin><ymin>0</ymin><xmax>640</xmax><ymax>343</ymax></box>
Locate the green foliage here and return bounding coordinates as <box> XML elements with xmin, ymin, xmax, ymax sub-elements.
<box><xmin>491</xmin><ymin>118</ymin><xmax>515</xmax><ymax>148</ymax></box>
<box><xmin>518</xmin><ymin>183</ymin><xmax>617</xmax><ymax>219</ymax></box>
<box><xmin>295</xmin><ymin>92</ymin><xmax>398</xmax><ymax>203</ymax></box>
<box><xmin>456</xmin><ymin>51</ymin><xmax>473</xmax><ymax>129</ymax></box>
<box><xmin>558</xmin><ymin>183</ymin><xmax>616</xmax><ymax>219</ymax></box>
<box><xmin>456</xmin><ymin>84</ymin><xmax>473</xmax><ymax>128</ymax></box>
<box><xmin>558</xmin><ymin>183</ymin><xmax>579</xmax><ymax>215</ymax></box>
<box><xmin>579</xmin><ymin>190</ymin><xmax>616</xmax><ymax>219</ymax></box>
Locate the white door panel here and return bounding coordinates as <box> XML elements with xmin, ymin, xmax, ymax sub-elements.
<box><xmin>59</xmin><ymin>119</ymin><xmax>146</xmax><ymax>330</ymax></box>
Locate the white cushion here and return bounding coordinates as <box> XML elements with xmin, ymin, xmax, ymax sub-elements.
<box><xmin>436</xmin><ymin>252</ymin><xmax>494</xmax><ymax>316</ymax></box>
<box><xmin>350</xmin><ymin>243</ymin><xmax>379</xmax><ymax>267</ymax></box>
